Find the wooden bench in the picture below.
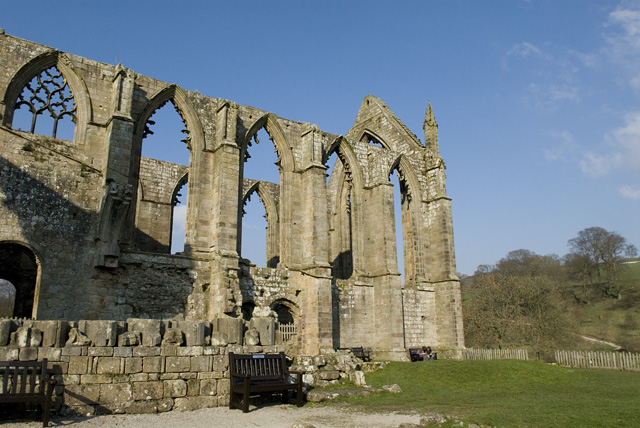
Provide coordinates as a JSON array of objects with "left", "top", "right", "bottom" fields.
[
  {"left": 0, "top": 359, "right": 56, "bottom": 427},
  {"left": 229, "top": 352, "right": 303, "bottom": 413},
  {"left": 409, "top": 348, "right": 438, "bottom": 362},
  {"left": 338, "top": 347, "right": 371, "bottom": 362}
]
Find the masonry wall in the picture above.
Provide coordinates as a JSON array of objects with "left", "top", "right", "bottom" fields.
[{"left": 0, "top": 33, "right": 465, "bottom": 358}]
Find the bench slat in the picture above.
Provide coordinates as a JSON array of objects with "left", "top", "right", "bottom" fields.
[{"left": 228, "top": 352, "right": 302, "bottom": 413}]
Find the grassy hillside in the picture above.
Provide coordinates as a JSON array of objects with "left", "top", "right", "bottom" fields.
[
  {"left": 323, "top": 360, "right": 640, "bottom": 428},
  {"left": 566, "top": 260, "right": 640, "bottom": 351},
  {"left": 462, "top": 259, "right": 640, "bottom": 352}
]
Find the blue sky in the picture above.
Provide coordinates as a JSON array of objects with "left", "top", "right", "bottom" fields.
[{"left": 4, "top": 0, "right": 639, "bottom": 275}]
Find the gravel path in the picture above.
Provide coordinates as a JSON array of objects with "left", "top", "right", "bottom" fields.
[{"left": 2, "top": 404, "right": 423, "bottom": 428}]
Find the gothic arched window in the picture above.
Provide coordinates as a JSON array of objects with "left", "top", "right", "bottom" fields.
[{"left": 13, "top": 66, "right": 76, "bottom": 139}]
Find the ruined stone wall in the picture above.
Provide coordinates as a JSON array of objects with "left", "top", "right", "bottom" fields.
[
  {"left": 135, "top": 158, "right": 188, "bottom": 253},
  {"left": 0, "top": 33, "right": 464, "bottom": 358},
  {"left": 402, "top": 289, "right": 437, "bottom": 348}
]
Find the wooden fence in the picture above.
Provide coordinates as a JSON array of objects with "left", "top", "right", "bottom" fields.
[
  {"left": 276, "top": 323, "right": 297, "bottom": 343},
  {"left": 554, "top": 350, "right": 640, "bottom": 372},
  {"left": 462, "top": 348, "right": 529, "bottom": 361}
]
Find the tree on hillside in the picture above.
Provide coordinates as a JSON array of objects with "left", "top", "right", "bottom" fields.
[
  {"left": 496, "top": 249, "right": 563, "bottom": 278},
  {"left": 463, "top": 271, "right": 575, "bottom": 353},
  {"left": 567, "top": 227, "right": 637, "bottom": 297}
]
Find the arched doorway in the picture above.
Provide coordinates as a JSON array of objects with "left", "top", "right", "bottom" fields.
[{"left": 0, "top": 243, "right": 39, "bottom": 318}]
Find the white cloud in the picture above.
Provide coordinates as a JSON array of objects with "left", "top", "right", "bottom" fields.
[
  {"left": 545, "top": 130, "right": 579, "bottom": 162},
  {"left": 604, "top": 3, "right": 640, "bottom": 91},
  {"left": 508, "top": 42, "right": 544, "bottom": 58},
  {"left": 619, "top": 185, "right": 640, "bottom": 199},
  {"left": 580, "top": 111, "right": 640, "bottom": 176}
]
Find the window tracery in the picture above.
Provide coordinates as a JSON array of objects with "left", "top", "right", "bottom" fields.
[{"left": 14, "top": 66, "right": 76, "bottom": 139}]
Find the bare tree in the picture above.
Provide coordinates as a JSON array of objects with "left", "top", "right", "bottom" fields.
[{"left": 567, "top": 227, "right": 634, "bottom": 297}]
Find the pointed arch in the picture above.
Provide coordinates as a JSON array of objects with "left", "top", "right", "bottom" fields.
[
  {"left": 388, "top": 155, "right": 424, "bottom": 286},
  {"left": 388, "top": 155, "right": 422, "bottom": 202},
  {"left": 2, "top": 51, "right": 92, "bottom": 143},
  {"left": 325, "top": 136, "right": 364, "bottom": 189},
  {"left": 241, "top": 181, "right": 280, "bottom": 267},
  {"left": 358, "top": 128, "right": 390, "bottom": 150},
  {"left": 133, "top": 84, "right": 206, "bottom": 154},
  {"left": 241, "top": 113, "right": 294, "bottom": 172}
]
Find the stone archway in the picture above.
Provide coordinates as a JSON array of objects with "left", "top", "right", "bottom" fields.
[{"left": 0, "top": 243, "right": 39, "bottom": 318}]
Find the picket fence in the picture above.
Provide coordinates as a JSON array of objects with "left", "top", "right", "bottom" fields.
[
  {"left": 462, "top": 348, "right": 529, "bottom": 361},
  {"left": 276, "top": 323, "right": 297, "bottom": 342},
  {"left": 554, "top": 350, "right": 640, "bottom": 372}
]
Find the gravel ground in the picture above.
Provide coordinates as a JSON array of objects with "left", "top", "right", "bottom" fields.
[{"left": 1, "top": 404, "right": 423, "bottom": 428}]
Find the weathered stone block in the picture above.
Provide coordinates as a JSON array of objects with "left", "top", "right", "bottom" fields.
[
  {"left": 31, "top": 320, "right": 67, "bottom": 347},
  {"left": 38, "top": 347, "right": 62, "bottom": 361},
  {"left": 200, "top": 379, "right": 217, "bottom": 396},
  {"left": 127, "top": 318, "right": 162, "bottom": 347},
  {"left": 163, "top": 379, "right": 187, "bottom": 398},
  {"left": 190, "top": 356, "right": 211, "bottom": 372},
  {"left": 249, "top": 317, "right": 275, "bottom": 346},
  {"left": 64, "top": 384, "right": 100, "bottom": 406},
  {"left": 132, "top": 381, "right": 163, "bottom": 400},
  {"left": 175, "top": 321, "right": 208, "bottom": 346},
  {"left": 133, "top": 347, "right": 161, "bottom": 357},
  {"left": 143, "top": 356, "right": 162, "bottom": 373},
  {"left": 99, "top": 383, "right": 132, "bottom": 412},
  {"left": 0, "top": 320, "right": 12, "bottom": 346},
  {"left": 186, "top": 378, "right": 199, "bottom": 396},
  {"left": 216, "top": 378, "right": 230, "bottom": 395},
  {"left": 0, "top": 279, "right": 16, "bottom": 318},
  {"left": 125, "top": 400, "right": 158, "bottom": 414},
  {"left": 78, "top": 320, "right": 119, "bottom": 347},
  {"left": 68, "top": 356, "right": 91, "bottom": 375},
  {"left": 165, "top": 356, "right": 190, "bottom": 372},
  {"left": 173, "top": 396, "right": 217, "bottom": 411},
  {"left": 157, "top": 398, "right": 173, "bottom": 413},
  {"left": 19, "top": 346, "right": 38, "bottom": 361},
  {"left": 177, "top": 346, "right": 203, "bottom": 357},
  {"left": 89, "top": 347, "right": 114, "bottom": 357},
  {"left": 0, "top": 346, "right": 18, "bottom": 361},
  {"left": 81, "top": 374, "right": 113, "bottom": 384},
  {"left": 96, "top": 357, "right": 122, "bottom": 375},
  {"left": 113, "top": 347, "right": 133, "bottom": 358},
  {"left": 125, "top": 357, "right": 143, "bottom": 374}
]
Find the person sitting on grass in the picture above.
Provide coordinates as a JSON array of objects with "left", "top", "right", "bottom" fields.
[{"left": 422, "top": 346, "right": 435, "bottom": 360}]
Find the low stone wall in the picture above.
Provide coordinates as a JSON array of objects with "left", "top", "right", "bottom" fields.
[{"left": 0, "top": 318, "right": 370, "bottom": 416}]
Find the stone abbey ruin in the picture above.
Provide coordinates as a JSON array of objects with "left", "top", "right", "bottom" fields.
[{"left": 0, "top": 33, "right": 464, "bottom": 361}]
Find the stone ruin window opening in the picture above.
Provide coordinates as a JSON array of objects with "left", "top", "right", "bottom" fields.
[
  {"left": 0, "top": 243, "right": 39, "bottom": 318},
  {"left": 171, "top": 177, "right": 188, "bottom": 254},
  {"left": 141, "top": 100, "right": 191, "bottom": 254},
  {"left": 360, "top": 132, "right": 386, "bottom": 149},
  {"left": 240, "top": 128, "right": 280, "bottom": 266},
  {"left": 325, "top": 150, "right": 339, "bottom": 186},
  {"left": 241, "top": 188, "right": 269, "bottom": 267},
  {"left": 326, "top": 148, "right": 353, "bottom": 280},
  {"left": 390, "top": 168, "right": 407, "bottom": 285},
  {"left": 12, "top": 66, "right": 76, "bottom": 141}
]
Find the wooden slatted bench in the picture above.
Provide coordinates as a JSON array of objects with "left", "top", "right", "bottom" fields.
[
  {"left": 338, "top": 346, "right": 371, "bottom": 362},
  {"left": 229, "top": 352, "right": 303, "bottom": 413},
  {"left": 0, "top": 359, "right": 56, "bottom": 427}
]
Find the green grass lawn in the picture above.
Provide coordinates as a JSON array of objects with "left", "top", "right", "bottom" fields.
[{"left": 321, "top": 360, "right": 640, "bottom": 428}]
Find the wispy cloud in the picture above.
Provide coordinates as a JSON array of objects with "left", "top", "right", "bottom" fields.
[
  {"left": 545, "top": 130, "right": 580, "bottom": 162},
  {"left": 603, "top": 3, "right": 640, "bottom": 91},
  {"left": 504, "top": 41, "right": 581, "bottom": 110},
  {"left": 580, "top": 111, "right": 640, "bottom": 176},
  {"left": 619, "top": 185, "right": 640, "bottom": 199}
]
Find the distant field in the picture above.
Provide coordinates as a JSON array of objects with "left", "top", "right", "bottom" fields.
[{"left": 321, "top": 360, "right": 640, "bottom": 428}]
